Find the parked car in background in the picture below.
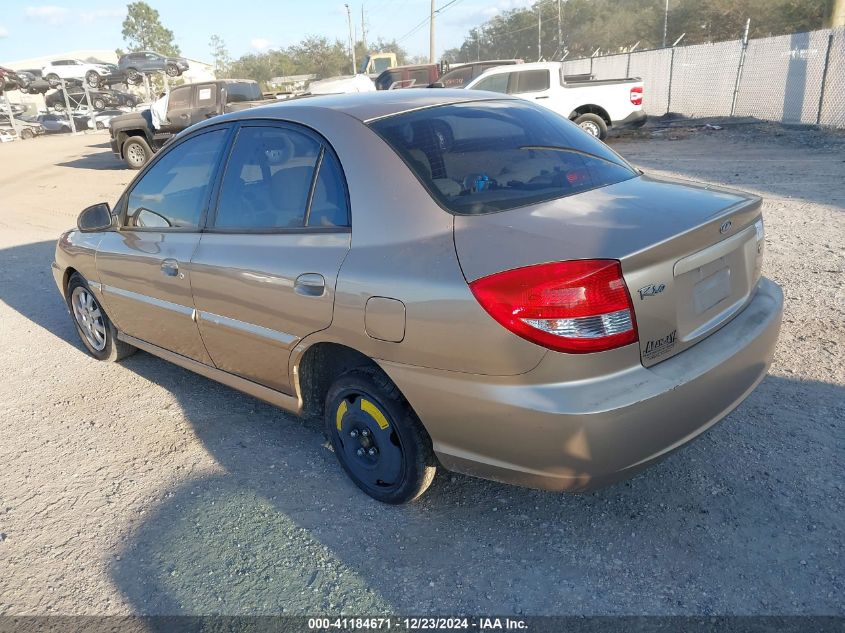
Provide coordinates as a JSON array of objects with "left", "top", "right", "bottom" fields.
[
  {"left": 0, "top": 102, "right": 26, "bottom": 115},
  {"left": 56, "top": 91, "right": 782, "bottom": 504},
  {"left": 465, "top": 61, "right": 646, "bottom": 139},
  {"left": 433, "top": 60, "right": 522, "bottom": 88},
  {"left": 41, "top": 59, "right": 112, "bottom": 89},
  {"left": 0, "top": 114, "right": 45, "bottom": 139},
  {"left": 46, "top": 87, "right": 127, "bottom": 112},
  {"left": 374, "top": 64, "right": 440, "bottom": 90},
  {"left": 89, "top": 63, "right": 128, "bottom": 88},
  {"left": 23, "top": 112, "right": 89, "bottom": 133},
  {"left": 117, "top": 51, "right": 189, "bottom": 83},
  {"left": 17, "top": 69, "right": 51, "bottom": 94},
  {"left": 0, "top": 66, "right": 23, "bottom": 93},
  {"left": 87, "top": 109, "right": 127, "bottom": 130},
  {"left": 0, "top": 128, "right": 15, "bottom": 142},
  {"left": 109, "top": 79, "right": 269, "bottom": 168}
]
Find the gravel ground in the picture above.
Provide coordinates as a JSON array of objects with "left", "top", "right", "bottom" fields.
[{"left": 0, "top": 127, "right": 842, "bottom": 616}]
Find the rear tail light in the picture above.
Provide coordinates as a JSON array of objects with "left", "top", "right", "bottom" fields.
[
  {"left": 630, "top": 86, "right": 643, "bottom": 105},
  {"left": 469, "top": 260, "right": 638, "bottom": 354}
]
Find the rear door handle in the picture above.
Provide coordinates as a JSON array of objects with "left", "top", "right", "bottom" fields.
[
  {"left": 535, "top": 95, "right": 549, "bottom": 99},
  {"left": 294, "top": 273, "right": 326, "bottom": 297},
  {"left": 160, "top": 259, "right": 181, "bottom": 277}
]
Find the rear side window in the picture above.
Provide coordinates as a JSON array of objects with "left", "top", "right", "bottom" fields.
[
  {"left": 226, "top": 82, "right": 261, "bottom": 103},
  {"left": 439, "top": 66, "right": 473, "bottom": 88},
  {"left": 126, "top": 129, "right": 227, "bottom": 229},
  {"left": 370, "top": 100, "right": 636, "bottom": 215},
  {"left": 214, "top": 126, "right": 326, "bottom": 229},
  {"left": 514, "top": 70, "right": 550, "bottom": 93},
  {"left": 169, "top": 86, "right": 190, "bottom": 108}
]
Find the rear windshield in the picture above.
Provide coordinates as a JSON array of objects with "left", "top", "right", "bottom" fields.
[{"left": 369, "top": 100, "right": 637, "bottom": 215}]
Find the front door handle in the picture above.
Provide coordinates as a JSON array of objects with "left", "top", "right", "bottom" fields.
[
  {"left": 160, "top": 259, "right": 180, "bottom": 277},
  {"left": 535, "top": 95, "right": 549, "bottom": 99},
  {"left": 294, "top": 273, "right": 326, "bottom": 297}
]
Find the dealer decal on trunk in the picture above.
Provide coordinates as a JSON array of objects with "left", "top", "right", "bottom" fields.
[{"left": 644, "top": 330, "right": 677, "bottom": 361}]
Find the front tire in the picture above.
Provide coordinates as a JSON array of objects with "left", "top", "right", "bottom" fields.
[
  {"left": 92, "top": 97, "right": 106, "bottom": 110},
  {"left": 123, "top": 136, "right": 152, "bottom": 169},
  {"left": 85, "top": 71, "right": 100, "bottom": 89},
  {"left": 165, "top": 63, "right": 179, "bottom": 77},
  {"left": 126, "top": 69, "right": 142, "bottom": 85},
  {"left": 574, "top": 113, "right": 608, "bottom": 140},
  {"left": 66, "top": 273, "right": 136, "bottom": 362},
  {"left": 326, "top": 367, "right": 436, "bottom": 504},
  {"left": 19, "top": 128, "right": 34, "bottom": 140},
  {"left": 46, "top": 73, "right": 60, "bottom": 88}
]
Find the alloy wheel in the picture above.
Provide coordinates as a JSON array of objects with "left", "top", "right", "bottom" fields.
[{"left": 71, "top": 287, "right": 107, "bottom": 351}]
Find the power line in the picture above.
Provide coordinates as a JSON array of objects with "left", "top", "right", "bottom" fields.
[{"left": 396, "top": 0, "right": 466, "bottom": 44}]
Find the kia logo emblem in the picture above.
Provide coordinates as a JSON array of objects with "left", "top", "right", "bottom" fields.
[{"left": 720, "top": 220, "right": 732, "bottom": 234}]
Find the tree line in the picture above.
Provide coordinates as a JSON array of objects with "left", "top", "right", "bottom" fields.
[
  {"left": 442, "top": 0, "right": 833, "bottom": 63},
  {"left": 118, "top": 0, "right": 833, "bottom": 85}
]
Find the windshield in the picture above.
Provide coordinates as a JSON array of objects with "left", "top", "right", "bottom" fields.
[{"left": 369, "top": 100, "right": 637, "bottom": 215}]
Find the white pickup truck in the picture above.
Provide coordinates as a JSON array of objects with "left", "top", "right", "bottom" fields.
[{"left": 464, "top": 61, "right": 645, "bottom": 140}]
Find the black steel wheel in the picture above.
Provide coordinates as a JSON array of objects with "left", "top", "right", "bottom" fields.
[{"left": 325, "top": 367, "right": 436, "bottom": 504}]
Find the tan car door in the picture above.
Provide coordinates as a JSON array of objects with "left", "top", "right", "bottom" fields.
[
  {"left": 189, "top": 123, "right": 351, "bottom": 394},
  {"left": 96, "top": 127, "right": 231, "bottom": 364}
]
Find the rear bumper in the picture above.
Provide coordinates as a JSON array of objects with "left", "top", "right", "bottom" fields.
[
  {"left": 612, "top": 109, "right": 647, "bottom": 129},
  {"left": 380, "top": 277, "right": 783, "bottom": 492}
]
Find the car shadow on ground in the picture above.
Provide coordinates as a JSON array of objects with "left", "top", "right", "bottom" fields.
[
  {"left": 57, "top": 151, "right": 125, "bottom": 171},
  {"left": 1, "top": 239, "right": 842, "bottom": 616}
]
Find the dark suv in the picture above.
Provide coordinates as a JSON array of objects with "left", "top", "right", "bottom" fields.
[
  {"left": 117, "top": 51, "right": 189, "bottom": 83},
  {"left": 433, "top": 60, "right": 522, "bottom": 88}
]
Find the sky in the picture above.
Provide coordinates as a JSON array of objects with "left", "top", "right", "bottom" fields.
[{"left": 0, "top": 0, "right": 535, "bottom": 64}]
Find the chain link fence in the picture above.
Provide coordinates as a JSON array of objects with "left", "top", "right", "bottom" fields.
[{"left": 562, "top": 26, "right": 845, "bottom": 129}]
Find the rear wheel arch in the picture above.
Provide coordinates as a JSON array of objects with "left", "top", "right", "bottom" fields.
[
  {"left": 296, "top": 342, "right": 381, "bottom": 419},
  {"left": 570, "top": 104, "right": 611, "bottom": 126}
]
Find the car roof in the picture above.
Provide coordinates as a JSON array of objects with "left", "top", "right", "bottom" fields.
[
  {"left": 220, "top": 89, "right": 517, "bottom": 124},
  {"left": 474, "top": 61, "right": 561, "bottom": 76}
]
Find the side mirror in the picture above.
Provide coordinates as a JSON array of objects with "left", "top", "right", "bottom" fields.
[
  {"left": 77, "top": 202, "right": 113, "bottom": 232},
  {"left": 430, "top": 81, "right": 445, "bottom": 89}
]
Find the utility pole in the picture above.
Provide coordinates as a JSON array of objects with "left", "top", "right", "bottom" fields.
[
  {"left": 557, "top": 0, "right": 562, "bottom": 55},
  {"left": 537, "top": 4, "right": 542, "bottom": 61},
  {"left": 662, "top": 0, "right": 669, "bottom": 48},
  {"left": 361, "top": 4, "right": 367, "bottom": 51},
  {"left": 345, "top": 4, "right": 357, "bottom": 74},
  {"left": 429, "top": 0, "right": 436, "bottom": 63}
]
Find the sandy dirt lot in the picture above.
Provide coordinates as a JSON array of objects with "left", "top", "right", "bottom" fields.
[{"left": 0, "top": 126, "right": 842, "bottom": 616}]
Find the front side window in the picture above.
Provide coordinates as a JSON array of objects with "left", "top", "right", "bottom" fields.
[
  {"left": 214, "top": 127, "right": 320, "bottom": 229},
  {"left": 126, "top": 129, "right": 227, "bottom": 229},
  {"left": 370, "top": 100, "right": 637, "bottom": 215},
  {"left": 472, "top": 73, "right": 509, "bottom": 94}
]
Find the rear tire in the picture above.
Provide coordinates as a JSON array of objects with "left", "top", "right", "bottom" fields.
[
  {"left": 325, "top": 367, "right": 436, "bottom": 504},
  {"left": 165, "top": 63, "right": 179, "bottom": 77},
  {"left": 92, "top": 97, "right": 106, "bottom": 111},
  {"left": 123, "top": 136, "right": 152, "bottom": 169},
  {"left": 46, "top": 73, "right": 60, "bottom": 88},
  {"left": 52, "top": 101, "right": 65, "bottom": 112},
  {"left": 85, "top": 71, "right": 100, "bottom": 89},
  {"left": 127, "top": 69, "right": 142, "bottom": 85},
  {"left": 574, "top": 113, "right": 608, "bottom": 140},
  {"left": 19, "top": 128, "right": 34, "bottom": 140},
  {"left": 66, "top": 273, "right": 136, "bottom": 362}
]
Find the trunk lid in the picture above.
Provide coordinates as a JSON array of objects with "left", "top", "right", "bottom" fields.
[{"left": 453, "top": 175, "right": 765, "bottom": 365}]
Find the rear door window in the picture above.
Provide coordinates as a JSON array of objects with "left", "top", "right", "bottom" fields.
[
  {"left": 370, "top": 100, "right": 636, "bottom": 215},
  {"left": 213, "top": 126, "right": 322, "bottom": 229},
  {"left": 513, "top": 70, "right": 550, "bottom": 93}
]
